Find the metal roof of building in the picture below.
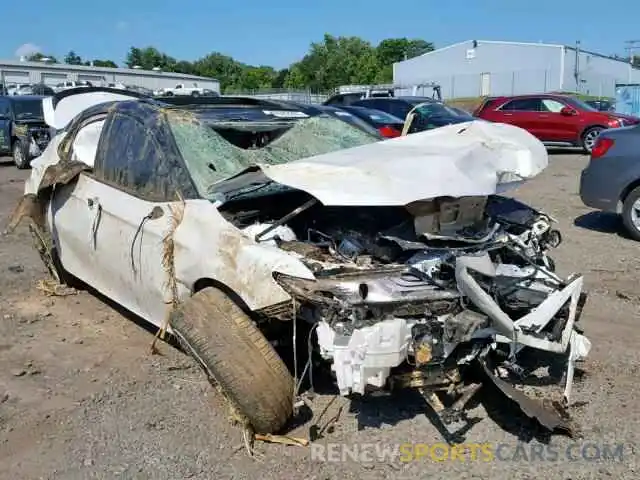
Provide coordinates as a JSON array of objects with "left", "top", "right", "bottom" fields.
[{"left": 0, "top": 59, "right": 218, "bottom": 81}]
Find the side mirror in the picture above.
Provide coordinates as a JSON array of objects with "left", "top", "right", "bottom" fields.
[{"left": 560, "top": 107, "right": 577, "bottom": 116}]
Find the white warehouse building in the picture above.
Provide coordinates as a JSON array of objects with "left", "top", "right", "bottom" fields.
[
  {"left": 0, "top": 59, "right": 220, "bottom": 92},
  {"left": 393, "top": 40, "right": 640, "bottom": 99}
]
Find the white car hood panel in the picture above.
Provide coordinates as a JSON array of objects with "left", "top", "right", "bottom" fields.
[{"left": 215, "top": 120, "right": 548, "bottom": 207}]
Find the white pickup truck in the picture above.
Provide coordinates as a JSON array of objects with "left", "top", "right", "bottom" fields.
[{"left": 157, "top": 83, "right": 205, "bottom": 97}]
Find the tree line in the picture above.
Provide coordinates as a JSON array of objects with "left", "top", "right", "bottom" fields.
[{"left": 26, "top": 35, "right": 435, "bottom": 93}]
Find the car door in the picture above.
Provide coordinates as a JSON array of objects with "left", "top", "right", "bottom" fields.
[
  {"left": 0, "top": 98, "right": 10, "bottom": 154},
  {"left": 52, "top": 110, "right": 198, "bottom": 327},
  {"left": 538, "top": 98, "right": 581, "bottom": 142},
  {"left": 494, "top": 98, "right": 543, "bottom": 137}
]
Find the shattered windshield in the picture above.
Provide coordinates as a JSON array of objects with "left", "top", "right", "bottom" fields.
[
  {"left": 12, "top": 99, "right": 44, "bottom": 120},
  {"left": 168, "top": 113, "right": 379, "bottom": 199}
]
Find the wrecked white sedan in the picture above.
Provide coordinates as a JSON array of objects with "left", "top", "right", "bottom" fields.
[{"left": 7, "top": 88, "right": 590, "bottom": 437}]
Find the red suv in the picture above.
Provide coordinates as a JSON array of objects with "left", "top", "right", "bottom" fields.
[{"left": 474, "top": 94, "right": 640, "bottom": 152}]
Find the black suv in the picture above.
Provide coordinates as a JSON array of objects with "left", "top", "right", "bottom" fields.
[{"left": 0, "top": 96, "right": 51, "bottom": 169}]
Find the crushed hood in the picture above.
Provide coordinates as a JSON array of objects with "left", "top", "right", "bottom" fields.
[{"left": 213, "top": 120, "right": 548, "bottom": 207}]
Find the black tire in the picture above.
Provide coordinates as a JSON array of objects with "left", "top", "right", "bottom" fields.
[
  {"left": 581, "top": 126, "right": 604, "bottom": 153},
  {"left": 170, "top": 287, "right": 294, "bottom": 433},
  {"left": 621, "top": 186, "right": 640, "bottom": 241},
  {"left": 164, "top": 91, "right": 174, "bottom": 97},
  {"left": 12, "top": 139, "right": 30, "bottom": 169},
  {"left": 191, "top": 91, "right": 200, "bottom": 97}
]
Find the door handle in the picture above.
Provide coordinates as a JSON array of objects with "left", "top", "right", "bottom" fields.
[
  {"left": 539, "top": 114, "right": 549, "bottom": 118},
  {"left": 87, "top": 197, "right": 102, "bottom": 250},
  {"left": 503, "top": 113, "right": 513, "bottom": 116}
]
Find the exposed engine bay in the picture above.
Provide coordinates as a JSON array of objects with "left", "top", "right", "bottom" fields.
[{"left": 219, "top": 189, "right": 590, "bottom": 435}]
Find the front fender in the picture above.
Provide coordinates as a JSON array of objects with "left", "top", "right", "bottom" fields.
[{"left": 172, "top": 200, "right": 315, "bottom": 311}]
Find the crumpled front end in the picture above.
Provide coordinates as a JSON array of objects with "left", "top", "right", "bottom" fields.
[{"left": 226, "top": 193, "right": 589, "bottom": 435}]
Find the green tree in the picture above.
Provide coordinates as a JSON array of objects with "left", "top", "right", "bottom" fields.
[
  {"left": 375, "top": 38, "right": 435, "bottom": 82},
  {"left": 283, "top": 65, "right": 306, "bottom": 88},
  {"left": 192, "top": 52, "right": 245, "bottom": 91},
  {"left": 27, "top": 52, "right": 58, "bottom": 63},
  {"left": 92, "top": 59, "right": 118, "bottom": 68},
  {"left": 240, "top": 66, "right": 277, "bottom": 90},
  {"left": 125, "top": 46, "right": 176, "bottom": 70},
  {"left": 272, "top": 68, "right": 289, "bottom": 88},
  {"left": 64, "top": 50, "right": 83, "bottom": 65},
  {"left": 289, "top": 34, "right": 381, "bottom": 90}
]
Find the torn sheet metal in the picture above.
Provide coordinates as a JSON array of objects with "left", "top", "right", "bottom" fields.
[
  {"left": 481, "top": 361, "right": 574, "bottom": 436},
  {"left": 210, "top": 120, "right": 549, "bottom": 206}
]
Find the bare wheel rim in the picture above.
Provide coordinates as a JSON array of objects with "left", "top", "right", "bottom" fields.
[
  {"left": 631, "top": 198, "right": 640, "bottom": 230},
  {"left": 584, "top": 129, "right": 601, "bottom": 151}
]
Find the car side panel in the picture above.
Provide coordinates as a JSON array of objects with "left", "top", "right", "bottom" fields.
[
  {"left": 171, "top": 199, "right": 317, "bottom": 313},
  {"left": 50, "top": 174, "right": 171, "bottom": 327},
  {"left": 580, "top": 129, "right": 640, "bottom": 212}
]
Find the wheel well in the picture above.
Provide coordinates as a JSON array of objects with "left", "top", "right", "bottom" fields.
[
  {"left": 580, "top": 125, "right": 606, "bottom": 139},
  {"left": 192, "top": 278, "right": 253, "bottom": 316},
  {"left": 620, "top": 179, "right": 640, "bottom": 203}
]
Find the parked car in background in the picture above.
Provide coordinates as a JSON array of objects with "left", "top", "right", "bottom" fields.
[
  {"left": 335, "top": 105, "right": 404, "bottom": 138},
  {"left": 0, "top": 95, "right": 50, "bottom": 168},
  {"left": 54, "top": 80, "right": 94, "bottom": 92},
  {"left": 585, "top": 99, "right": 615, "bottom": 112},
  {"left": 323, "top": 88, "right": 395, "bottom": 107},
  {"left": 157, "top": 83, "right": 206, "bottom": 97},
  {"left": 13, "top": 84, "right": 55, "bottom": 96},
  {"left": 352, "top": 97, "right": 476, "bottom": 133},
  {"left": 6, "top": 83, "right": 31, "bottom": 96},
  {"left": 579, "top": 123, "right": 640, "bottom": 240},
  {"left": 474, "top": 94, "right": 640, "bottom": 152},
  {"left": 124, "top": 85, "right": 155, "bottom": 97}
]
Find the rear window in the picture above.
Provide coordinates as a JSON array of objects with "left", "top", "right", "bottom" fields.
[
  {"left": 12, "top": 99, "right": 44, "bottom": 120},
  {"left": 361, "top": 109, "right": 403, "bottom": 124}
]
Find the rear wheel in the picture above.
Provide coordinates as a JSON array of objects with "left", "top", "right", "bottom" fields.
[
  {"left": 12, "top": 139, "right": 30, "bottom": 169},
  {"left": 581, "top": 126, "right": 604, "bottom": 153},
  {"left": 171, "top": 287, "right": 294, "bottom": 434},
  {"left": 621, "top": 186, "right": 640, "bottom": 241}
]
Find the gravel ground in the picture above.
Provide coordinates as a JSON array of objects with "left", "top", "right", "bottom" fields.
[{"left": 0, "top": 152, "right": 639, "bottom": 480}]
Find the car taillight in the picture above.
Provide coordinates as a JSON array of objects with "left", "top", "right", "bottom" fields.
[
  {"left": 591, "top": 137, "right": 614, "bottom": 159},
  {"left": 378, "top": 125, "right": 401, "bottom": 138}
]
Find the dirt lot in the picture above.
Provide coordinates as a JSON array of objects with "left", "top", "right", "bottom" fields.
[{"left": 0, "top": 152, "right": 639, "bottom": 480}]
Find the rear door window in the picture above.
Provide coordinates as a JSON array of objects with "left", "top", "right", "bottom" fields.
[{"left": 500, "top": 98, "right": 542, "bottom": 112}]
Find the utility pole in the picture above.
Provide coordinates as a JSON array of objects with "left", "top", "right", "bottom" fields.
[
  {"left": 574, "top": 40, "right": 581, "bottom": 92},
  {"left": 624, "top": 40, "right": 640, "bottom": 66}
]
